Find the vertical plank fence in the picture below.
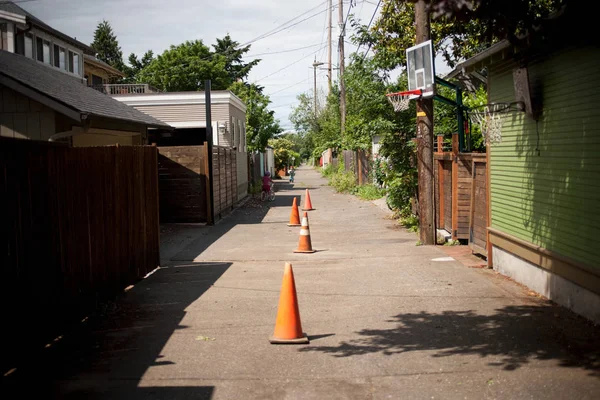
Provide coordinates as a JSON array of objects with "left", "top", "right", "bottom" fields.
[
  {"left": 434, "top": 134, "right": 488, "bottom": 256},
  {"left": 0, "top": 138, "right": 160, "bottom": 372},
  {"left": 213, "top": 146, "right": 237, "bottom": 220}
]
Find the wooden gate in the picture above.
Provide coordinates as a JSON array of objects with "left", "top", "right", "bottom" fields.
[{"left": 434, "top": 135, "right": 488, "bottom": 256}]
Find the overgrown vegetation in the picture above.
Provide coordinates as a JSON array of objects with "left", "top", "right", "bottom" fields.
[
  {"left": 356, "top": 185, "right": 385, "bottom": 201},
  {"left": 291, "top": 0, "right": 562, "bottom": 233}
]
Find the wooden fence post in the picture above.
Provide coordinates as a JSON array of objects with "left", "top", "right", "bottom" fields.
[
  {"left": 203, "top": 144, "right": 213, "bottom": 225},
  {"left": 451, "top": 134, "right": 459, "bottom": 240}
]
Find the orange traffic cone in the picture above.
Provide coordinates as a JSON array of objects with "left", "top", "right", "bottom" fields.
[
  {"left": 287, "top": 197, "right": 301, "bottom": 227},
  {"left": 302, "top": 189, "right": 314, "bottom": 211},
  {"left": 269, "top": 263, "right": 309, "bottom": 344},
  {"left": 294, "top": 212, "right": 316, "bottom": 253}
]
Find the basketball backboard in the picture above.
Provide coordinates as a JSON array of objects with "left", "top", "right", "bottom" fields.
[{"left": 406, "top": 40, "right": 435, "bottom": 98}]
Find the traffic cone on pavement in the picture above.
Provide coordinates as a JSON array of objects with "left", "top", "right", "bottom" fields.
[
  {"left": 302, "top": 189, "right": 314, "bottom": 211},
  {"left": 269, "top": 263, "right": 309, "bottom": 344},
  {"left": 294, "top": 212, "right": 316, "bottom": 253},
  {"left": 287, "top": 197, "right": 301, "bottom": 227}
]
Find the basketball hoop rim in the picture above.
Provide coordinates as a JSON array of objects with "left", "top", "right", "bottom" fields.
[
  {"left": 385, "top": 89, "right": 423, "bottom": 98},
  {"left": 466, "top": 101, "right": 525, "bottom": 117}
]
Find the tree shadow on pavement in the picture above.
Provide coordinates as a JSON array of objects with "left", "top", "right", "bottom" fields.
[
  {"left": 299, "top": 303, "right": 600, "bottom": 377},
  {"left": 1, "top": 262, "right": 231, "bottom": 399}
]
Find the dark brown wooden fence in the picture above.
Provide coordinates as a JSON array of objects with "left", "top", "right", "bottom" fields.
[
  {"left": 434, "top": 135, "right": 488, "bottom": 255},
  {"left": 158, "top": 146, "right": 209, "bottom": 223},
  {"left": 0, "top": 138, "right": 160, "bottom": 371},
  {"left": 469, "top": 157, "right": 488, "bottom": 255},
  {"left": 339, "top": 149, "right": 371, "bottom": 185}
]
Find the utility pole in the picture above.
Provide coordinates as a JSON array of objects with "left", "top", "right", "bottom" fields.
[
  {"left": 415, "top": 0, "right": 435, "bottom": 245},
  {"left": 205, "top": 80, "right": 215, "bottom": 225},
  {"left": 338, "top": 0, "right": 346, "bottom": 134},
  {"left": 327, "top": 0, "right": 332, "bottom": 94},
  {"left": 313, "top": 59, "right": 324, "bottom": 116}
]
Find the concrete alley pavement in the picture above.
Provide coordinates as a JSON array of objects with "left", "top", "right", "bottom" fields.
[{"left": 4, "top": 165, "right": 599, "bottom": 399}]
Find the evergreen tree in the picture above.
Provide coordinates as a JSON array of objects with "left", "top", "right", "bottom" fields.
[{"left": 90, "top": 20, "right": 125, "bottom": 72}]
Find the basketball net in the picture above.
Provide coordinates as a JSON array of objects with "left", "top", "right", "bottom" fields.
[
  {"left": 469, "top": 104, "right": 505, "bottom": 144},
  {"left": 386, "top": 92, "right": 412, "bottom": 112}
]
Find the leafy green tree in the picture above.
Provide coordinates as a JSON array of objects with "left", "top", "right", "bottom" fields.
[
  {"left": 289, "top": 92, "right": 321, "bottom": 158},
  {"left": 90, "top": 20, "right": 126, "bottom": 73},
  {"left": 268, "top": 137, "right": 300, "bottom": 172},
  {"left": 124, "top": 50, "right": 154, "bottom": 83},
  {"left": 137, "top": 40, "right": 231, "bottom": 91},
  {"left": 353, "top": 0, "right": 565, "bottom": 70},
  {"left": 136, "top": 36, "right": 260, "bottom": 92},
  {"left": 343, "top": 56, "right": 397, "bottom": 150},
  {"left": 229, "top": 82, "right": 282, "bottom": 152}
]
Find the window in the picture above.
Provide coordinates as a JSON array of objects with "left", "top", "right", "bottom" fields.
[
  {"left": 0, "top": 23, "right": 7, "bottom": 51},
  {"left": 53, "top": 46, "right": 67, "bottom": 70},
  {"left": 232, "top": 117, "right": 237, "bottom": 147},
  {"left": 68, "top": 51, "right": 80, "bottom": 76},
  {"left": 36, "top": 37, "right": 43, "bottom": 61},
  {"left": 35, "top": 37, "right": 51, "bottom": 63},
  {"left": 24, "top": 34, "right": 33, "bottom": 58},
  {"left": 43, "top": 40, "right": 50, "bottom": 64},
  {"left": 68, "top": 51, "right": 80, "bottom": 75},
  {"left": 59, "top": 48, "right": 66, "bottom": 70}
]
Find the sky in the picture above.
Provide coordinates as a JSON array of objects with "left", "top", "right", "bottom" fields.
[{"left": 21, "top": 0, "right": 451, "bottom": 131}]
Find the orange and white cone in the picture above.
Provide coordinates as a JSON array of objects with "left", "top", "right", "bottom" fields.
[
  {"left": 287, "top": 197, "right": 301, "bottom": 227},
  {"left": 269, "top": 263, "right": 309, "bottom": 344},
  {"left": 302, "top": 189, "right": 314, "bottom": 211},
  {"left": 294, "top": 212, "right": 316, "bottom": 253}
]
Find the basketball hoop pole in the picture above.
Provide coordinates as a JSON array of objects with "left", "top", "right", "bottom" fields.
[{"left": 414, "top": 0, "right": 435, "bottom": 246}]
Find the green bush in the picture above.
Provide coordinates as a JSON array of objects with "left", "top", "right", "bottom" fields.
[
  {"left": 400, "top": 211, "right": 419, "bottom": 233},
  {"left": 248, "top": 181, "right": 262, "bottom": 195},
  {"left": 329, "top": 170, "right": 357, "bottom": 194},
  {"left": 356, "top": 184, "right": 385, "bottom": 200},
  {"left": 320, "top": 164, "right": 334, "bottom": 177}
]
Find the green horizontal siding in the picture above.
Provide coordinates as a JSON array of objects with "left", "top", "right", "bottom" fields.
[{"left": 489, "top": 46, "right": 600, "bottom": 268}]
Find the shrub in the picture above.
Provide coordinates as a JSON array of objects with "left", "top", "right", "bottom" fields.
[
  {"left": 320, "top": 164, "right": 334, "bottom": 177},
  {"left": 330, "top": 170, "right": 357, "bottom": 193},
  {"left": 356, "top": 184, "right": 385, "bottom": 200}
]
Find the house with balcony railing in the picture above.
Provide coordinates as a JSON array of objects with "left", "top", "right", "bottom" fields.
[{"left": 91, "top": 83, "right": 160, "bottom": 95}]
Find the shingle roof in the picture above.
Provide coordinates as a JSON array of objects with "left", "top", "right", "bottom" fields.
[
  {"left": 0, "top": 50, "right": 170, "bottom": 128},
  {"left": 0, "top": 2, "right": 94, "bottom": 54}
]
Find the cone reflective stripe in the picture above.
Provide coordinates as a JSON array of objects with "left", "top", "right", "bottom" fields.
[
  {"left": 302, "top": 189, "right": 314, "bottom": 211},
  {"left": 294, "top": 212, "right": 316, "bottom": 253},
  {"left": 287, "top": 197, "right": 301, "bottom": 226},
  {"left": 269, "top": 263, "right": 309, "bottom": 344}
]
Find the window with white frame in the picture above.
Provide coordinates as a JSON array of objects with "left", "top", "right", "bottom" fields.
[
  {"left": 68, "top": 50, "right": 80, "bottom": 76},
  {"left": 232, "top": 117, "right": 237, "bottom": 148},
  {"left": 53, "top": 44, "right": 66, "bottom": 70},
  {"left": 35, "top": 37, "right": 51, "bottom": 64},
  {"left": 238, "top": 119, "right": 241, "bottom": 153},
  {"left": 24, "top": 34, "right": 33, "bottom": 58}
]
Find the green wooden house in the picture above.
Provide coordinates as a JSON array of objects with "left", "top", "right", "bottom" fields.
[{"left": 449, "top": 6, "right": 599, "bottom": 323}]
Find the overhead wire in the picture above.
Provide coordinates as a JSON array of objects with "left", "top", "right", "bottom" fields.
[
  {"left": 359, "top": 0, "right": 382, "bottom": 61},
  {"left": 253, "top": 44, "right": 328, "bottom": 83},
  {"left": 240, "top": 0, "right": 329, "bottom": 48}
]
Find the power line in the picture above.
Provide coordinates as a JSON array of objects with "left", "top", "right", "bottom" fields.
[
  {"left": 245, "top": 43, "right": 324, "bottom": 58},
  {"left": 359, "top": 0, "right": 382, "bottom": 61},
  {"left": 240, "top": 0, "right": 329, "bottom": 48},
  {"left": 253, "top": 44, "right": 328, "bottom": 83}
]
